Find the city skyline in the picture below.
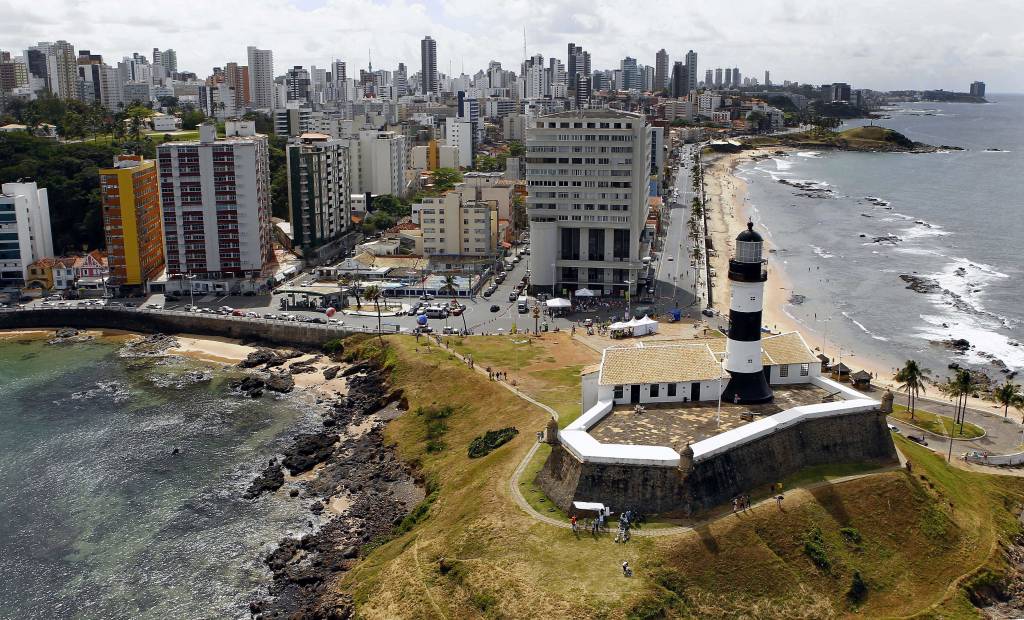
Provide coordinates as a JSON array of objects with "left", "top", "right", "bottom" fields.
[{"left": 4, "top": 0, "right": 1022, "bottom": 92}]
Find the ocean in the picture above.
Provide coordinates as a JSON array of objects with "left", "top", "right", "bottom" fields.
[
  {"left": 736, "top": 94, "right": 1024, "bottom": 380},
  {"left": 0, "top": 337, "right": 318, "bottom": 619}
]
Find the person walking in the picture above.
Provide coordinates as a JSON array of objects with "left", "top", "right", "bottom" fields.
[
  {"left": 732, "top": 497, "right": 738, "bottom": 513},
  {"left": 570, "top": 514, "right": 578, "bottom": 533},
  {"left": 775, "top": 494, "right": 784, "bottom": 508}
]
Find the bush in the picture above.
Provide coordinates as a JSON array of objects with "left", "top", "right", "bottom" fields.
[
  {"left": 322, "top": 339, "right": 345, "bottom": 356},
  {"left": 803, "top": 526, "right": 831, "bottom": 571},
  {"left": 467, "top": 427, "right": 519, "bottom": 458},
  {"left": 417, "top": 405, "right": 453, "bottom": 452},
  {"left": 471, "top": 592, "right": 497, "bottom": 612},
  {"left": 840, "top": 527, "right": 862, "bottom": 545},
  {"left": 847, "top": 570, "right": 868, "bottom": 603}
]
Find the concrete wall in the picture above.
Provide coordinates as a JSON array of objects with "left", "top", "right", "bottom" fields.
[
  {"left": 0, "top": 308, "right": 351, "bottom": 348},
  {"left": 539, "top": 408, "right": 898, "bottom": 515},
  {"left": 609, "top": 380, "right": 721, "bottom": 405},
  {"left": 769, "top": 363, "right": 818, "bottom": 385}
]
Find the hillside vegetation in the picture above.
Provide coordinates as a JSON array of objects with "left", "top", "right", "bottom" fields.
[
  {"left": 333, "top": 335, "right": 1024, "bottom": 619},
  {"left": 745, "top": 126, "right": 938, "bottom": 152}
]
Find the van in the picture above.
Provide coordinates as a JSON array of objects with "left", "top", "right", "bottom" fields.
[{"left": 425, "top": 305, "right": 449, "bottom": 319}]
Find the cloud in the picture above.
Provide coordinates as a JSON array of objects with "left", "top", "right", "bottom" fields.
[{"left": 0, "top": 0, "right": 1021, "bottom": 91}]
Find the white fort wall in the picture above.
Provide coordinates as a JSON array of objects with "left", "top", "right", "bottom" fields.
[{"left": 560, "top": 375, "right": 876, "bottom": 468}]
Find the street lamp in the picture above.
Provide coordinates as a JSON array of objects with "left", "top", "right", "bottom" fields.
[{"left": 185, "top": 274, "right": 196, "bottom": 308}]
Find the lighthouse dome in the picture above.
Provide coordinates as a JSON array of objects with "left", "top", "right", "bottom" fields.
[{"left": 736, "top": 221, "right": 763, "bottom": 243}]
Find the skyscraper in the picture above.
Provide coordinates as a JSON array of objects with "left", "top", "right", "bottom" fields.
[
  {"left": 225, "top": 62, "right": 250, "bottom": 107},
  {"left": 704, "top": 69, "right": 713, "bottom": 88},
  {"left": 655, "top": 49, "right": 669, "bottom": 92},
  {"left": 99, "top": 155, "right": 164, "bottom": 288},
  {"left": 714, "top": 68, "right": 723, "bottom": 88},
  {"left": 732, "top": 67, "right": 741, "bottom": 88},
  {"left": 395, "top": 62, "right": 408, "bottom": 97},
  {"left": 246, "top": 46, "right": 274, "bottom": 110},
  {"left": 286, "top": 134, "right": 352, "bottom": 256},
  {"left": 286, "top": 65, "right": 311, "bottom": 102},
  {"left": 567, "top": 43, "right": 590, "bottom": 90},
  {"left": 670, "top": 61, "right": 689, "bottom": 98},
  {"left": 685, "top": 50, "right": 698, "bottom": 93},
  {"left": 724, "top": 68, "right": 732, "bottom": 88},
  {"left": 420, "top": 36, "right": 438, "bottom": 95},
  {"left": 764, "top": 70, "right": 770, "bottom": 86},
  {"left": 620, "top": 56, "right": 641, "bottom": 91}
]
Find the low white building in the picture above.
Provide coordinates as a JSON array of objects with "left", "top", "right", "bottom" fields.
[
  {"left": 151, "top": 114, "right": 179, "bottom": 131},
  {"left": 582, "top": 332, "right": 821, "bottom": 410}
]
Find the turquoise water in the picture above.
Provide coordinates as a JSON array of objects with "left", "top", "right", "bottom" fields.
[
  {"left": 0, "top": 337, "right": 316, "bottom": 619},
  {"left": 737, "top": 94, "right": 1024, "bottom": 378}
]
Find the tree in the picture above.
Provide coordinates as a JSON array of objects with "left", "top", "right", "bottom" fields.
[
  {"left": 893, "top": 360, "right": 928, "bottom": 420},
  {"left": 363, "top": 284, "right": 384, "bottom": 343},
  {"left": 431, "top": 167, "right": 463, "bottom": 192},
  {"left": 441, "top": 274, "right": 468, "bottom": 335},
  {"left": 991, "top": 381, "right": 1022, "bottom": 419},
  {"left": 939, "top": 369, "right": 975, "bottom": 438},
  {"left": 338, "top": 273, "right": 353, "bottom": 308},
  {"left": 507, "top": 140, "right": 526, "bottom": 157}
]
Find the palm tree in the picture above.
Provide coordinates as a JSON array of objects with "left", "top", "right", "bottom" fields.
[
  {"left": 441, "top": 274, "right": 468, "bottom": 335},
  {"left": 991, "top": 380, "right": 1022, "bottom": 419},
  {"left": 893, "top": 360, "right": 928, "bottom": 420},
  {"left": 363, "top": 284, "right": 383, "bottom": 342},
  {"left": 939, "top": 369, "right": 975, "bottom": 436},
  {"left": 338, "top": 273, "right": 353, "bottom": 308}
]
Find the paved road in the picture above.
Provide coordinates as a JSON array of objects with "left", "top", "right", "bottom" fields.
[{"left": 886, "top": 394, "right": 1024, "bottom": 458}]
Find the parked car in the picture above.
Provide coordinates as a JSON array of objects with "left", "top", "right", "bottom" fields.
[
  {"left": 583, "top": 319, "right": 594, "bottom": 327},
  {"left": 146, "top": 303, "right": 163, "bottom": 309},
  {"left": 887, "top": 424, "right": 901, "bottom": 433},
  {"left": 701, "top": 308, "right": 715, "bottom": 317},
  {"left": 508, "top": 291, "right": 518, "bottom": 302},
  {"left": 489, "top": 305, "right": 500, "bottom": 312},
  {"left": 263, "top": 313, "right": 277, "bottom": 319},
  {"left": 482, "top": 289, "right": 494, "bottom": 298}
]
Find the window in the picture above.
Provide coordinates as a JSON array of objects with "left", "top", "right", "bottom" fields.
[
  {"left": 614, "top": 385, "right": 623, "bottom": 399},
  {"left": 667, "top": 383, "right": 677, "bottom": 397},
  {"left": 650, "top": 383, "right": 660, "bottom": 397},
  {"left": 800, "top": 363, "right": 810, "bottom": 376},
  {"left": 779, "top": 365, "right": 789, "bottom": 377}
]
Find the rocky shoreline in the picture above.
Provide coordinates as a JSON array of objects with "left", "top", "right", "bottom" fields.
[{"left": 245, "top": 352, "right": 422, "bottom": 620}]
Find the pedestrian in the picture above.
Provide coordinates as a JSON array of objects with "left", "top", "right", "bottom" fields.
[
  {"left": 570, "top": 514, "right": 578, "bottom": 533},
  {"left": 622, "top": 561, "right": 632, "bottom": 577},
  {"left": 775, "top": 494, "right": 784, "bottom": 507},
  {"left": 732, "top": 497, "right": 738, "bottom": 513}
]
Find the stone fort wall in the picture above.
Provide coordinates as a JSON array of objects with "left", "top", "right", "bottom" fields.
[{"left": 537, "top": 409, "right": 898, "bottom": 515}]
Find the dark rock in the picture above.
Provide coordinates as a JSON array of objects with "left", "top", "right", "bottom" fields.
[
  {"left": 900, "top": 274, "right": 942, "bottom": 294},
  {"left": 946, "top": 338, "right": 971, "bottom": 351},
  {"left": 263, "top": 372, "right": 295, "bottom": 393},
  {"left": 310, "top": 501, "right": 324, "bottom": 515},
  {"left": 281, "top": 433, "right": 339, "bottom": 475},
  {"left": 323, "top": 365, "right": 341, "bottom": 380},
  {"left": 289, "top": 488, "right": 300, "bottom": 498},
  {"left": 239, "top": 348, "right": 278, "bottom": 368},
  {"left": 55, "top": 327, "right": 79, "bottom": 339},
  {"left": 244, "top": 462, "right": 285, "bottom": 499}
]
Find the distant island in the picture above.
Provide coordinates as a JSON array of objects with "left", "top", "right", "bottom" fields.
[
  {"left": 889, "top": 89, "right": 988, "bottom": 104},
  {"left": 744, "top": 126, "right": 957, "bottom": 153}
]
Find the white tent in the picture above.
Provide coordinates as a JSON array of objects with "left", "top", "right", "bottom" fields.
[
  {"left": 609, "top": 321, "right": 631, "bottom": 330},
  {"left": 631, "top": 315, "right": 659, "bottom": 336},
  {"left": 574, "top": 288, "right": 596, "bottom": 297},
  {"left": 545, "top": 297, "right": 572, "bottom": 308}
]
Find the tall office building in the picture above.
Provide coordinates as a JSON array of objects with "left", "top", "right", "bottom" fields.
[
  {"left": 567, "top": 43, "right": 591, "bottom": 90},
  {"left": 158, "top": 122, "right": 272, "bottom": 279},
  {"left": 286, "top": 134, "right": 352, "bottom": 257},
  {"left": 395, "top": 62, "right": 408, "bottom": 97},
  {"left": 704, "top": 69, "right": 713, "bottom": 88},
  {"left": 152, "top": 48, "right": 177, "bottom": 74},
  {"left": 620, "top": 57, "right": 641, "bottom": 91},
  {"left": 970, "top": 81, "right": 986, "bottom": 97},
  {"left": 286, "top": 65, "right": 311, "bottom": 102},
  {"left": 76, "top": 50, "right": 104, "bottom": 105},
  {"left": 685, "top": 50, "right": 698, "bottom": 93},
  {"left": 526, "top": 110, "right": 652, "bottom": 296},
  {"left": 574, "top": 74, "right": 591, "bottom": 108},
  {"left": 0, "top": 181, "right": 52, "bottom": 288},
  {"left": 670, "top": 61, "right": 689, "bottom": 98},
  {"left": 714, "top": 68, "right": 723, "bottom": 88},
  {"left": 99, "top": 155, "right": 164, "bottom": 288},
  {"left": 225, "top": 62, "right": 250, "bottom": 107},
  {"left": 28, "top": 41, "right": 77, "bottom": 100},
  {"left": 420, "top": 36, "right": 438, "bottom": 95},
  {"left": 246, "top": 46, "right": 274, "bottom": 110},
  {"left": 724, "top": 68, "right": 733, "bottom": 88},
  {"left": 732, "top": 67, "right": 741, "bottom": 87},
  {"left": 764, "top": 70, "right": 770, "bottom": 86},
  {"left": 655, "top": 49, "right": 669, "bottom": 92}
]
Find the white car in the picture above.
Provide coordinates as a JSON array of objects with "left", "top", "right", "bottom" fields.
[
  {"left": 146, "top": 303, "right": 163, "bottom": 309},
  {"left": 667, "top": 256, "right": 674, "bottom": 261}
]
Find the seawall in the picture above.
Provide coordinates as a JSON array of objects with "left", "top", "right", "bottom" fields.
[
  {"left": 0, "top": 308, "right": 351, "bottom": 349},
  {"left": 538, "top": 408, "right": 898, "bottom": 515}
]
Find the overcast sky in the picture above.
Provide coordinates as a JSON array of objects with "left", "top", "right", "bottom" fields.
[{"left": 4, "top": 0, "right": 1023, "bottom": 92}]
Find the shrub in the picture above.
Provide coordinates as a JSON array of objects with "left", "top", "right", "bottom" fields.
[
  {"left": 803, "top": 526, "right": 831, "bottom": 571},
  {"left": 467, "top": 427, "right": 519, "bottom": 458},
  {"left": 847, "top": 570, "right": 868, "bottom": 603},
  {"left": 322, "top": 338, "right": 344, "bottom": 356},
  {"left": 471, "top": 592, "right": 497, "bottom": 612},
  {"left": 417, "top": 405, "right": 453, "bottom": 452},
  {"left": 840, "top": 527, "right": 862, "bottom": 545}
]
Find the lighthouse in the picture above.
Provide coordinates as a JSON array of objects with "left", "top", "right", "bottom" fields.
[{"left": 721, "top": 221, "right": 774, "bottom": 404}]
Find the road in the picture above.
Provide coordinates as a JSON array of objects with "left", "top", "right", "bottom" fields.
[{"left": 886, "top": 394, "right": 1024, "bottom": 459}]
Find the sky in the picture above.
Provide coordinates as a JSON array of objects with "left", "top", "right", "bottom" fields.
[{"left": 4, "top": 0, "right": 1023, "bottom": 92}]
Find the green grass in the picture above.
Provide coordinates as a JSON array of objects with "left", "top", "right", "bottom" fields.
[
  {"left": 447, "top": 335, "right": 541, "bottom": 371},
  {"left": 520, "top": 443, "right": 568, "bottom": 520},
  {"left": 892, "top": 404, "right": 985, "bottom": 439},
  {"left": 780, "top": 461, "right": 894, "bottom": 490}
]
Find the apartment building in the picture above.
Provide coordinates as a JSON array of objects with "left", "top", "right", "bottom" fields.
[
  {"left": 343, "top": 130, "right": 407, "bottom": 197},
  {"left": 286, "top": 133, "right": 352, "bottom": 260},
  {"left": 414, "top": 190, "right": 499, "bottom": 257},
  {"left": 99, "top": 155, "right": 164, "bottom": 288},
  {"left": 0, "top": 181, "right": 52, "bottom": 289},
  {"left": 157, "top": 122, "right": 272, "bottom": 279},
  {"left": 525, "top": 109, "right": 651, "bottom": 296}
]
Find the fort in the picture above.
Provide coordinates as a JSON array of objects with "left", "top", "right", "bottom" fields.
[{"left": 537, "top": 222, "right": 899, "bottom": 515}]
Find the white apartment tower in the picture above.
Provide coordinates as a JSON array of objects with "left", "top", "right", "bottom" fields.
[
  {"left": 247, "top": 46, "right": 275, "bottom": 110},
  {"left": 526, "top": 110, "right": 651, "bottom": 296},
  {"left": 286, "top": 134, "right": 352, "bottom": 257},
  {"left": 0, "top": 181, "right": 53, "bottom": 288},
  {"left": 157, "top": 123, "right": 273, "bottom": 279}
]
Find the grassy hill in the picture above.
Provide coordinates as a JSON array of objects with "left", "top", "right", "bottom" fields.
[
  {"left": 329, "top": 335, "right": 1024, "bottom": 619},
  {"left": 745, "top": 126, "right": 933, "bottom": 152}
]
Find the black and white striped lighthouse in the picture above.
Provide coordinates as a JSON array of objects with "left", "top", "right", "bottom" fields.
[{"left": 721, "top": 221, "right": 774, "bottom": 404}]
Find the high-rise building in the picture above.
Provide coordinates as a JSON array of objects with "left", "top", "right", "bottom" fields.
[
  {"left": 724, "top": 68, "right": 732, "bottom": 88},
  {"left": 704, "top": 69, "right": 713, "bottom": 88},
  {"left": 246, "top": 46, "right": 274, "bottom": 110},
  {"left": 685, "top": 50, "right": 698, "bottom": 93},
  {"left": 574, "top": 75, "right": 591, "bottom": 108},
  {"left": 714, "top": 68, "right": 723, "bottom": 88},
  {"left": 655, "top": 49, "right": 669, "bottom": 92},
  {"left": 286, "top": 133, "right": 352, "bottom": 258},
  {"left": 0, "top": 181, "right": 52, "bottom": 288},
  {"left": 395, "top": 62, "right": 408, "bottom": 97},
  {"left": 28, "top": 41, "right": 77, "bottom": 99},
  {"left": 970, "top": 81, "right": 986, "bottom": 97},
  {"left": 830, "top": 82, "right": 851, "bottom": 102},
  {"left": 225, "top": 62, "right": 250, "bottom": 107},
  {"left": 157, "top": 122, "right": 273, "bottom": 279},
  {"left": 732, "top": 67, "right": 741, "bottom": 87},
  {"left": 420, "top": 36, "right": 438, "bottom": 96},
  {"left": 764, "top": 70, "right": 770, "bottom": 86},
  {"left": 286, "top": 65, "right": 311, "bottom": 102},
  {"left": 342, "top": 130, "right": 408, "bottom": 197},
  {"left": 670, "top": 61, "right": 689, "bottom": 98},
  {"left": 526, "top": 109, "right": 652, "bottom": 296},
  {"left": 99, "top": 155, "right": 164, "bottom": 288},
  {"left": 76, "top": 50, "right": 104, "bottom": 105},
  {"left": 567, "top": 43, "right": 590, "bottom": 91},
  {"left": 620, "top": 57, "right": 641, "bottom": 91}
]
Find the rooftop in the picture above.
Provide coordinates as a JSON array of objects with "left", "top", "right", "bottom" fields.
[
  {"left": 599, "top": 343, "right": 721, "bottom": 386},
  {"left": 538, "top": 108, "right": 645, "bottom": 120},
  {"left": 588, "top": 384, "right": 834, "bottom": 449}
]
